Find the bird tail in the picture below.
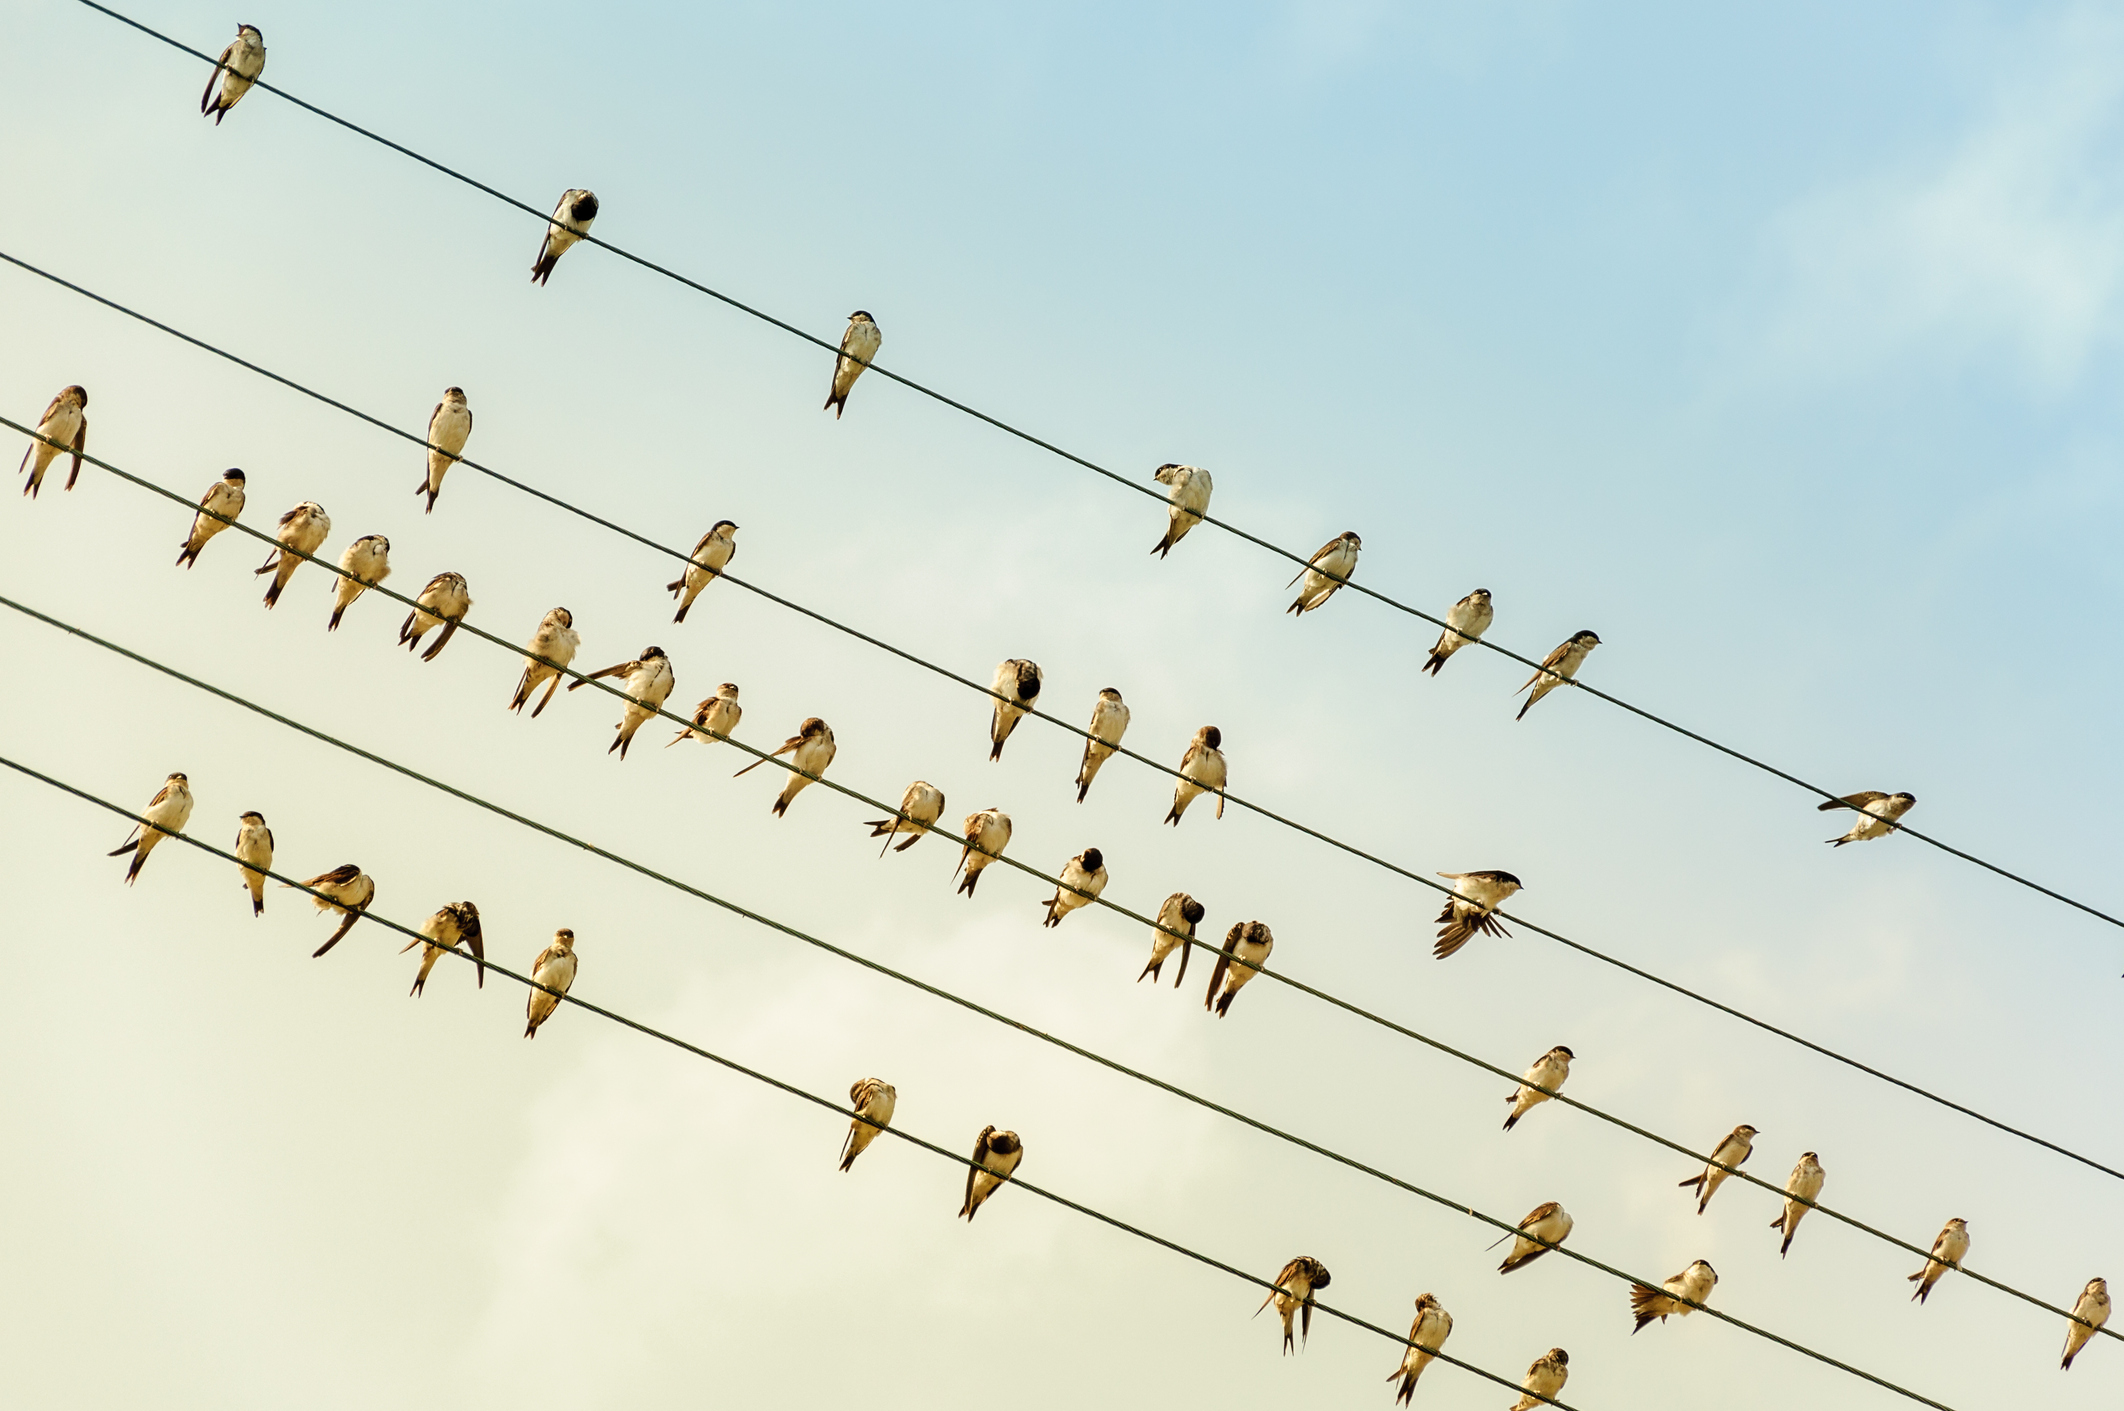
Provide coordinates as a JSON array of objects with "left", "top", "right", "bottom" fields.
[
  {"left": 839, "top": 1130, "right": 859, "bottom": 1172},
  {"left": 262, "top": 569, "right": 288, "bottom": 607},
  {"left": 1503, "top": 1108, "right": 1521, "bottom": 1132},
  {"left": 1828, "top": 836, "right": 1848, "bottom": 847},
  {"left": 1077, "top": 778, "right": 1091, "bottom": 803},
  {"left": 957, "top": 865, "right": 980, "bottom": 897},
  {"left": 771, "top": 791, "right": 791, "bottom": 818},
  {"left": 423, "top": 621, "right": 459, "bottom": 661},
  {"left": 1515, "top": 696, "right": 1534, "bottom": 721},
  {"left": 1678, "top": 1174, "right": 1705, "bottom": 1190},
  {"left": 399, "top": 613, "right": 419, "bottom": 647},
  {"left": 1173, "top": 943, "right": 1190, "bottom": 988},
  {"left": 327, "top": 603, "right": 345, "bottom": 631},
  {"left": 533, "top": 675, "right": 562, "bottom": 718},
  {"left": 123, "top": 848, "right": 150, "bottom": 885},
  {"left": 311, "top": 907, "right": 363, "bottom": 958},
  {"left": 1421, "top": 652, "right": 1445, "bottom": 675},
  {"left": 1137, "top": 957, "right": 1161, "bottom": 983},
  {"left": 531, "top": 247, "right": 557, "bottom": 285},
  {"left": 177, "top": 542, "right": 199, "bottom": 568},
  {"left": 1151, "top": 534, "right": 1172, "bottom": 558},
  {"left": 893, "top": 831, "right": 922, "bottom": 853}
]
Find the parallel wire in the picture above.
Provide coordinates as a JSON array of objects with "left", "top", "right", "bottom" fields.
[
  {"left": 10, "top": 412, "right": 2121, "bottom": 1191},
  {"left": 69, "top": 0, "right": 2124, "bottom": 939},
  {"left": 0, "top": 754, "right": 1581, "bottom": 1411}
]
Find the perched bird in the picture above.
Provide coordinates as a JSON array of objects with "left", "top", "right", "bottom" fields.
[
  {"left": 1041, "top": 848, "right": 1107, "bottom": 928},
  {"left": 1206, "top": 920, "right": 1274, "bottom": 1017},
  {"left": 567, "top": 645, "right": 676, "bottom": 760},
  {"left": 1164, "top": 725, "right": 1227, "bottom": 825},
  {"left": 987, "top": 658, "right": 1043, "bottom": 761},
  {"left": 839, "top": 1077, "right": 897, "bottom": 1172},
  {"left": 254, "top": 500, "right": 331, "bottom": 609},
  {"left": 1138, "top": 891, "right": 1205, "bottom": 985},
  {"left": 398, "top": 571, "right": 472, "bottom": 661},
  {"left": 1909, "top": 1218, "right": 1970, "bottom": 1305},
  {"left": 824, "top": 311, "right": 881, "bottom": 418},
  {"left": 415, "top": 386, "right": 472, "bottom": 513},
  {"left": 1821, "top": 791, "right": 1917, "bottom": 846},
  {"left": 958, "top": 1124, "right": 1023, "bottom": 1221},
  {"left": 530, "top": 189, "right": 599, "bottom": 285},
  {"left": 1504, "top": 1045, "right": 1574, "bottom": 1131},
  {"left": 1286, "top": 531, "right": 1361, "bottom": 615},
  {"left": 667, "top": 520, "right": 738, "bottom": 623},
  {"left": 107, "top": 773, "right": 193, "bottom": 884},
  {"left": 1770, "top": 1151, "right": 1826, "bottom": 1257},
  {"left": 524, "top": 928, "right": 578, "bottom": 1038},
  {"left": 1257, "top": 1256, "right": 1331, "bottom": 1354},
  {"left": 1074, "top": 688, "right": 1130, "bottom": 802},
  {"left": 233, "top": 810, "right": 273, "bottom": 916},
  {"left": 175, "top": 469, "right": 245, "bottom": 567},
  {"left": 19, "top": 384, "right": 87, "bottom": 498},
  {"left": 291, "top": 864, "right": 375, "bottom": 957},
  {"left": 2062, "top": 1277, "right": 2111, "bottom": 1370},
  {"left": 1422, "top": 589, "right": 1494, "bottom": 676},
  {"left": 1431, "top": 870, "right": 1522, "bottom": 959},
  {"left": 668, "top": 683, "right": 742, "bottom": 750},
  {"left": 325, "top": 534, "right": 392, "bottom": 631},
  {"left": 865, "top": 779, "right": 945, "bottom": 855},
  {"left": 404, "top": 900, "right": 484, "bottom": 997},
  {"left": 734, "top": 716, "right": 836, "bottom": 815},
  {"left": 1494, "top": 1201, "right": 1574, "bottom": 1274},
  {"left": 199, "top": 24, "right": 265, "bottom": 123},
  {"left": 1387, "top": 1293, "right": 1453, "bottom": 1405},
  {"left": 1508, "top": 1349, "right": 1570, "bottom": 1411},
  {"left": 1515, "top": 631, "right": 1600, "bottom": 721},
  {"left": 1679, "top": 1124, "right": 1758, "bottom": 1215},
  {"left": 1150, "top": 463, "right": 1213, "bottom": 558},
  {"left": 508, "top": 607, "right": 580, "bottom": 717},
  {"left": 1630, "top": 1260, "right": 1718, "bottom": 1332},
  {"left": 954, "top": 808, "right": 1013, "bottom": 896}
]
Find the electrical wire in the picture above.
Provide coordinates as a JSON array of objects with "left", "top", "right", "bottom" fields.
[
  {"left": 0, "top": 752, "right": 1585, "bottom": 1411},
  {"left": 67, "top": 0, "right": 2124, "bottom": 940}
]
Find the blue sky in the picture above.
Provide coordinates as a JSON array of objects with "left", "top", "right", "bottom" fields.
[{"left": 2, "top": 2, "right": 2119, "bottom": 1407}]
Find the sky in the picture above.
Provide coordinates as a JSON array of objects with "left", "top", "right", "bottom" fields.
[{"left": 1, "top": 1, "right": 2120, "bottom": 1407}]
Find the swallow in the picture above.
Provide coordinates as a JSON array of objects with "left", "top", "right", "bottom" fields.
[
  {"left": 958, "top": 1124, "right": 1023, "bottom": 1221},
  {"left": 19, "top": 385, "right": 86, "bottom": 498},
  {"left": 1387, "top": 1293, "right": 1453, "bottom": 1405},
  {"left": 233, "top": 810, "right": 273, "bottom": 916},
  {"left": 1508, "top": 1349, "right": 1570, "bottom": 1411},
  {"left": 326, "top": 534, "right": 392, "bottom": 631},
  {"left": 199, "top": 24, "right": 265, "bottom": 123},
  {"left": 290, "top": 864, "right": 375, "bottom": 957},
  {"left": 1769, "top": 1151, "right": 1825, "bottom": 1257},
  {"left": 1423, "top": 588, "right": 1494, "bottom": 676},
  {"left": 398, "top": 571, "right": 472, "bottom": 660},
  {"left": 1679, "top": 1124, "right": 1758, "bottom": 1215},
  {"left": 839, "top": 1077, "right": 897, "bottom": 1172},
  {"left": 1139, "top": 892, "right": 1204, "bottom": 985},
  {"left": 954, "top": 808, "right": 1013, "bottom": 896},
  {"left": 415, "top": 386, "right": 472, "bottom": 513},
  {"left": 1285, "top": 531, "right": 1360, "bottom": 615},
  {"left": 531, "top": 189, "right": 599, "bottom": 285},
  {"left": 1075, "top": 688, "right": 1130, "bottom": 802},
  {"left": 508, "top": 607, "right": 581, "bottom": 716},
  {"left": 733, "top": 716, "right": 835, "bottom": 814},
  {"left": 175, "top": 469, "right": 245, "bottom": 567},
  {"left": 1257, "top": 1256, "right": 1331, "bottom": 1354},
  {"left": 568, "top": 645, "right": 676, "bottom": 759},
  {"left": 1515, "top": 631, "right": 1600, "bottom": 720},
  {"left": 1206, "top": 920, "right": 1274, "bottom": 1017},
  {"left": 1494, "top": 1200, "right": 1574, "bottom": 1274},
  {"left": 1164, "top": 725, "right": 1227, "bottom": 825},
  {"left": 824, "top": 311, "right": 881, "bottom": 418},
  {"left": 1041, "top": 848, "right": 1107, "bottom": 928},
  {"left": 865, "top": 779, "right": 945, "bottom": 855},
  {"left": 1150, "top": 463, "right": 1214, "bottom": 557},
  {"left": 1630, "top": 1259, "right": 1718, "bottom": 1332},
  {"left": 524, "top": 928, "right": 578, "bottom": 1038},
  {"left": 2063, "top": 1277, "right": 2111, "bottom": 1369},
  {"left": 667, "top": 520, "right": 738, "bottom": 623},
  {"left": 254, "top": 500, "right": 331, "bottom": 608},
  {"left": 404, "top": 900, "right": 484, "bottom": 997},
  {"left": 1909, "top": 1218, "right": 1970, "bottom": 1304},
  {"left": 668, "top": 683, "right": 742, "bottom": 753},
  {"left": 1821, "top": 791, "right": 1917, "bottom": 846},
  {"left": 1504, "top": 1045, "right": 1574, "bottom": 1131},
  {"left": 107, "top": 772, "right": 193, "bottom": 884},
  {"left": 987, "top": 658, "right": 1043, "bottom": 760},
  {"left": 1431, "top": 870, "right": 1521, "bottom": 959}
]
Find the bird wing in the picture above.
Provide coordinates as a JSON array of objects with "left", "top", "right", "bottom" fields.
[{"left": 1819, "top": 791, "right": 1888, "bottom": 812}]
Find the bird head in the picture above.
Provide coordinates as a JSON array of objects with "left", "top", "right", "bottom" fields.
[
  {"left": 712, "top": 519, "right": 739, "bottom": 535},
  {"left": 238, "top": 24, "right": 262, "bottom": 40},
  {"left": 850, "top": 310, "right": 875, "bottom": 324},
  {"left": 1099, "top": 686, "right": 1123, "bottom": 700},
  {"left": 167, "top": 772, "right": 189, "bottom": 784},
  {"left": 240, "top": 810, "right": 265, "bottom": 823},
  {"left": 1573, "top": 630, "right": 1601, "bottom": 646},
  {"left": 1472, "top": 587, "right": 1491, "bottom": 601},
  {"left": 1079, "top": 848, "right": 1103, "bottom": 872},
  {"left": 548, "top": 606, "right": 573, "bottom": 627},
  {"left": 800, "top": 717, "right": 830, "bottom": 738},
  {"left": 1551, "top": 1045, "right": 1575, "bottom": 1060},
  {"left": 1893, "top": 791, "right": 1916, "bottom": 804},
  {"left": 1736, "top": 1124, "right": 1759, "bottom": 1139},
  {"left": 223, "top": 468, "right": 246, "bottom": 482},
  {"left": 554, "top": 928, "right": 576, "bottom": 948},
  {"left": 640, "top": 646, "right": 667, "bottom": 661},
  {"left": 1180, "top": 896, "right": 1206, "bottom": 925},
  {"left": 1198, "top": 725, "right": 1222, "bottom": 748},
  {"left": 570, "top": 191, "right": 600, "bottom": 221},
  {"left": 64, "top": 385, "right": 88, "bottom": 408},
  {"left": 1547, "top": 1349, "right": 1569, "bottom": 1367},
  {"left": 717, "top": 682, "right": 740, "bottom": 698}
]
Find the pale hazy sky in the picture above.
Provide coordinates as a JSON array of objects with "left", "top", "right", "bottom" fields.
[{"left": 2, "top": 2, "right": 2120, "bottom": 1408}]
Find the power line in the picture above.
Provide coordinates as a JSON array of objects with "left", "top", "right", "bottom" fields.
[
  {"left": 11, "top": 413, "right": 2121, "bottom": 1193},
  {"left": 66, "top": 0, "right": 2124, "bottom": 939},
  {"left": 0, "top": 753, "right": 1585, "bottom": 1411}
]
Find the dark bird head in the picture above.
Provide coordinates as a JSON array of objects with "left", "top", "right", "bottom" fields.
[
  {"left": 168, "top": 772, "right": 190, "bottom": 784},
  {"left": 1552, "top": 1044, "right": 1575, "bottom": 1060},
  {"left": 1341, "top": 531, "right": 1361, "bottom": 548},
  {"left": 550, "top": 606, "right": 574, "bottom": 627},
  {"left": 712, "top": 519, "right": 739, "bottom": 534},
  {"left": 1471, "top": 587, "right": 1491, "bottom": 600},
  {"left": 1800, "top": 1150, "right": 1820, "bottom": 1162},
  {"left": 238, "top": 24, "right": 262, "bottom": 40},
  {"left": 1548, "top": 1349, "right": 1570, "bottom": 1367},
  {"left": 554, "top": 927, "right": 576, "bottom": 946},
  {"left": 239, "top": 810, "right": 265, "bottom": 824},
  {"left": 1693, "top": 1261, "right": 1718, "bottom": 1280},
  {"left": 65, "top": 385, "right": 88, "bottom": 407},
  {"left": 1099, "top": 686, "right": 1123, "bottom": 700},
  {"left": 718, "top": 682, "right": 740, "bottom": 697},
  {"left": 1307, "top": 1262, "right": 1331, "bottom": 1290},
  {"left": 640, "top": 645, "right": 667, "bottom": 660},
  {"left": 989, "top": 1129, "right": 1022, "bottom": 1155},
  {"left": 850, "top": 310, "right": 875, "bottom": 323},
  {"left": 1154, "top": 462, "right": 1183, "bottom": 473},
  {"left": 571, "top": 191, "right": 600, "bottom": 221},
  {"left": 1413, "top": 1292, "right": 1438, "bottom": 1311},
  {"left": 1080, "top": 848, "right": 1103, "bottom": 872},
  {"left": 1734, "top": 1124, "right": 1759, "bottom": 1139},
  {"left": 365, "top": 535, "right": 389, "bottom": 553},
  {"left": 1180, "top": 897, "right": 1206, "bottom": 925},
  {"left": 1573, "top": 630, "right": 1601, "bottom": 646},
  {"left": 1199, "top": 725, "right": 1222, "bottom": 749},
  {"left": 443, "top": 386, "right": 466, "bottom": 402},
  {"left": 223, "top": 468, "right": 246, "bottom": 482},
  {"left": 1014, "top": 661, "right": 1042, "bottom": 698},
  {"left": 1482, "top": 870, "right": 1524, "bottom": 889},
  {"left": 1893, "top": 791, "right": 1916, "bottom": 804},
  {"left": 800, "top": 717, "right": 830, "bottom": 738}
]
